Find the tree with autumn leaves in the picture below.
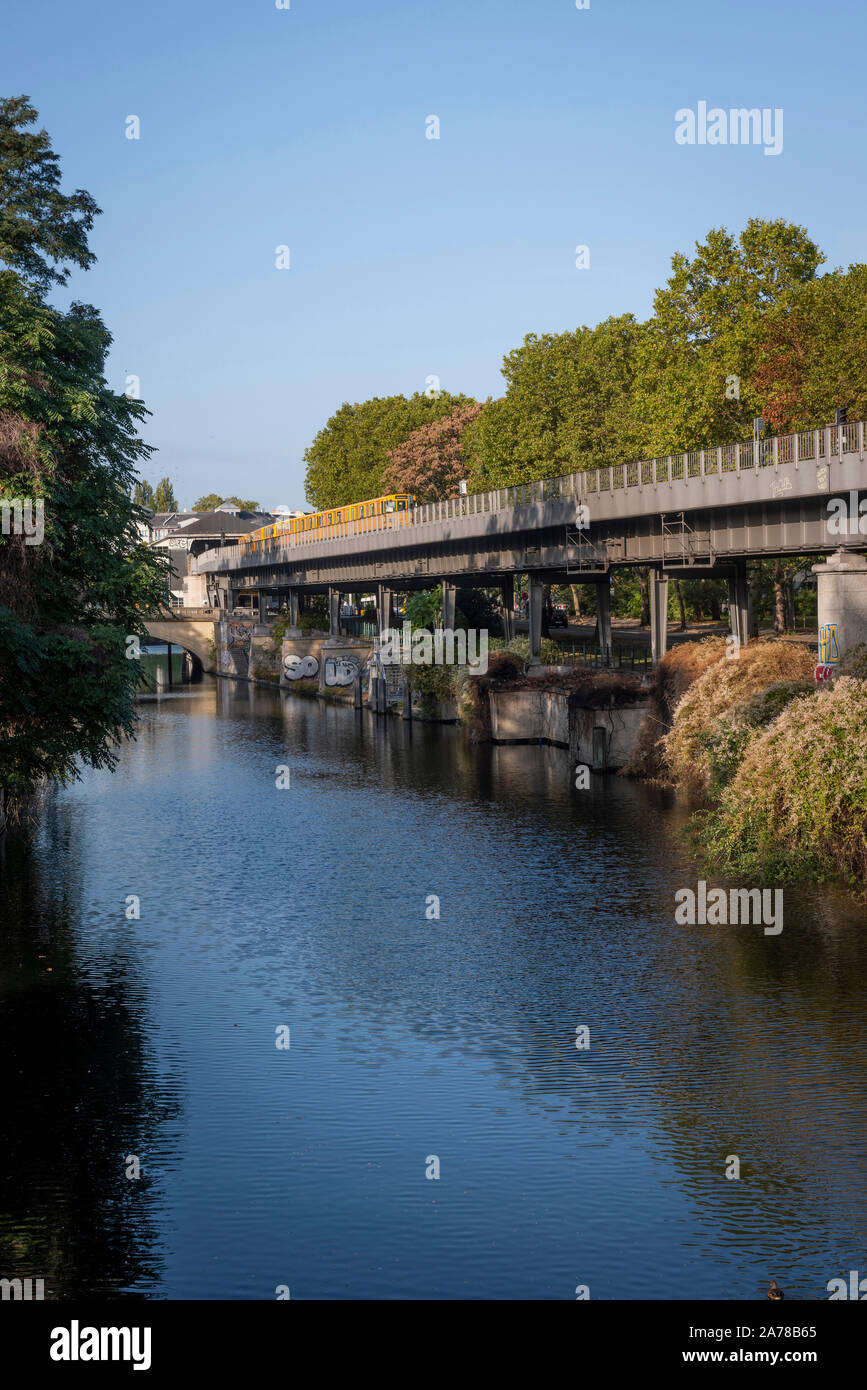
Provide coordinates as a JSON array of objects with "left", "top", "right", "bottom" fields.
[{"left": 380, "top": 402, "right": 483, "bottom": 502}]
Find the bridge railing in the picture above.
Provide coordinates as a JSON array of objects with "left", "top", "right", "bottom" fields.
[{"left": 197, "top": 420, "right": 865, "bottom": 572}]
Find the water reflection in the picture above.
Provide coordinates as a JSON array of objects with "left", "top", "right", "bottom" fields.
[{"left": 1, "top": 678, "right": 864, "bottom": 1299}]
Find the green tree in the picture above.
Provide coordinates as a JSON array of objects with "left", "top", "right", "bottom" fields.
[
  {"left": 753, "top": 263, "right": 867, "bottom": 432},
  {"left": 464, "top": 315, "right": 647, "bottom": 486},
  {"left": 303, "top": 392, "right": 474, "bottom": 509},
  {"left": 191, "top": 493, "right": 261, "bottom": 511},
  {"left": 0, "top": 96, "right": 168, "bottom": 812},
  {"left": 133, "top": 479, "right": 155, "bottom": 508},
  {"left": 635, "top": 218, "right": 824, "bottom": 455},
  {"left": 152, "top": 476, "right": 177, "bottom": 512}
]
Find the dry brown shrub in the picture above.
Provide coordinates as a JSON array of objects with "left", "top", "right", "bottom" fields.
[
  {"left": 620, "top": 637, "right": 726, "bottom": 781},
  {"left": 662, "top": 639, "right": 815, "bottom": 794}
]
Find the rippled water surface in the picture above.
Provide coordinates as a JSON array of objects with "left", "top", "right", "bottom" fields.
[{"left": 1, "top": 679, "right": 865, "bottom": 1300}]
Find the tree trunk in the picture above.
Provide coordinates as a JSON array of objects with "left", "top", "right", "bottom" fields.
[
  {"left": 773, "top": 560, "right": 786, "bottom": 635},
  {"left": 637, "top": 567, "right": 650, "bottom": 627},
  {"left": 569, "top": 584, "right": 583, "bottom": 620},
  {"left": 675, "top": 580, "right": 687, "bottom": 632}
]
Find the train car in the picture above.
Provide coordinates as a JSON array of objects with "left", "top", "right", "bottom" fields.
[{"left": 238, "top": 493, "right": 416, "bottom": 553}]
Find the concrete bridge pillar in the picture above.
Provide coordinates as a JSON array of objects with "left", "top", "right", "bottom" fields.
[
  {"left": 328, "top": 586, "right": 341, "bottom": 639},
  {"left": 595, "top": 579, "right": 612, "bottom": 661},
  {"left": 376, "top": 584, "right": 392, "bottom": 642},
  {"left": 500, "top": 575, "right": 515, "bottom": 642},
  {"left": 650, "top": 571, "right": 669, "bottom": 663},
  {"left": 528, "top": 573, "right": 544, "bottom": 665},
  {"left": 813, "top": 548, "right": 867, "bottom": 666},
  {"left": 287, "top": 589, "right": 300, "bottom": 636},
  {"left": 258, "top": 590, "right": 269, "bottom": 623},
  {"left": 441, "top": 582, "right": 457, "bottom": 631},
  {"left": 727, "top": 561, "right": 750, "bottom": 648}
]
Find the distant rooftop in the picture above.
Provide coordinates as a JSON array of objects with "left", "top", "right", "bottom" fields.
[{"left": 148, "top": 510, "right": 272, "bottom": 538}]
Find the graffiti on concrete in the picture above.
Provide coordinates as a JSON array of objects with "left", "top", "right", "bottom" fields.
[
  {"left": 284, "top": 654, "right": 320, "bottom": 681},
  {"left": 221, "top": 650, "right": 231, "bottom": 671},
  {"left": 324, "top": 656, "right": 361, "bottom": 687},
  {"left": 817, "top": 622, "right": 840, "bottom": 665},
  {"left": 228, "top": 622, "right": 253, "bottom": 649}
]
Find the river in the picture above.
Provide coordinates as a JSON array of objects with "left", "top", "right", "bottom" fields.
[{"left": 1, "top": 678, "right": 865, "bottom": 1300}]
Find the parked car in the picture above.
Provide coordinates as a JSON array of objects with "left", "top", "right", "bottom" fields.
[{"left": 549, "top": 606, "right": 569, "bottom": 628}]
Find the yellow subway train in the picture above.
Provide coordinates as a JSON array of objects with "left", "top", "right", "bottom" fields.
[{"left": 237, "top": 493, "right": 416, "bottom": 553}]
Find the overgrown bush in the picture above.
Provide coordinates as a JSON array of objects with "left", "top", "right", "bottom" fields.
[
  {"left": 662, "top": 641, "right": 815, "bottom": 795},
  {"left": 620, "top": 637, "right": 726, "bottom": 780},
  {"left": 402, "top": 661, "right": 456, "bottom": 716},
  {"left": 692, "top": 676, "right": 867, "bottom": 887}
]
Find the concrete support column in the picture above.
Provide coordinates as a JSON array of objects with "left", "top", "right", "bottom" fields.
[
  {"left": 226, "top": 588, "right": 237, "bottom": 615},
  {"left": 650, "top": 571, "right": 669, "bottom": 664},
  {"left": 377, "top": 584, "right": 392, "bottom": 642},
  {"left": 528, "top": 573, "right": 544, "bottom": 665},
  {"left": 813, "top": 548, "right": 867, "bottom": 666},
  {"left": 258, "top": 590, "right": 269, "bottom": 623},
  {"left": 441, "top": 581, "right": 457, "bottom": 631},
  {"left": 328, "top": 586, "right": 341, "bottom": 639},
  {"left": 288, "top": 589, "right": 300, "bottom": 635},
  {"left": 595, "top": 579, "right": 612, "bottom": 662},
  {"left": 727, "top": 561, "right": 750, "bottom": 648},
  {"left": 500, "top": 575, "right": 515, "bottom": 642}
]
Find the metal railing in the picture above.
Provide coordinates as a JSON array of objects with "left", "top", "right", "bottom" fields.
[
  {"left": 551, "top": 642, "right": 653, "bottom": 671},
  {"left": 201, "top": 419, "right": 865, "bottom": 570}
]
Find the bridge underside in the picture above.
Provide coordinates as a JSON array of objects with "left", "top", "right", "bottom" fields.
[{"left": 201, "top": 502, "right": 859, "bottom": 596}]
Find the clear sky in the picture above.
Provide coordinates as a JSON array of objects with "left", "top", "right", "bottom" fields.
[{"left": 5, "top": 0, "right": 866, "bottom": 510}]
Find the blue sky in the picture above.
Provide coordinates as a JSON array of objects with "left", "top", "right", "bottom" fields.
[{"left": 5, "top": 0, "right": 866, "bottom": 509}]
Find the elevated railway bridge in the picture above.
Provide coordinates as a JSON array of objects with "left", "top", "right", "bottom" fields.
[{"left": 195, "top": 422, "right": 867, "bottom": 663}]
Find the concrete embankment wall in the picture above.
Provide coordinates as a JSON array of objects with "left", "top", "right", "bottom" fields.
[{"left": 489, "top": 686, "right": 651, "bottom": 770}]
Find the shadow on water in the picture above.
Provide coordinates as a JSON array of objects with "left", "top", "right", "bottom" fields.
[{"left": 0, "top": 803, "right": 182, "bottom": 1299}]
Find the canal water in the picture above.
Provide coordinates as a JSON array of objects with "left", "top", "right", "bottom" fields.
[{"left": 1, "top": 679, "right": 865, "bottom": 1300}]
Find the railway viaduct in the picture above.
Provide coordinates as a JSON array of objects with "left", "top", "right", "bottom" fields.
[{"left": 195, "top": 422, "right": 867, "bottom": 664}]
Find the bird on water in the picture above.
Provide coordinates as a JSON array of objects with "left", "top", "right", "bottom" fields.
[{"left": 768, "top": 1280, "right": 784, "bottom": 1300}]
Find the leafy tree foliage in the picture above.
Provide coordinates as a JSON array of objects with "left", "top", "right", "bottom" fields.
[
  {"left": 465, "top": 315, "right": 646, "bottom": 485},
  {"left": 191, "top": 493, "right": 262, "bottom": 511},
  {"left": 633, "top": 218, "right": 824, "bottom": 455},
  {"left": 303, "top": 391, "right": 474, "bottom": 509},
  {"left": 152, "top": 476, "right": 177, "bottom": 512},
  {"left": 0, "top": 96, "right": 168, "bottom": 806},
  {"left": 753, "top": 263, "right": 867, "bottom": 431},
  {"left": 381, "top": 402, "right": 483, "bottom": 502},
  {"left": 133, "top": 479, "right": 155, "bottom": 508}
]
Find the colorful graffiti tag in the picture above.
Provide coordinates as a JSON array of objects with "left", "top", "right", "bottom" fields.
[
  {"left": 817, "top": 622, "right": 840, "bottom": 665},
  {"left": 227, "top": 622, "right": 253, "bottom": 650}
]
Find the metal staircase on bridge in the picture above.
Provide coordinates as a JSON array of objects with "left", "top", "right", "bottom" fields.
[
  {"left": 660, "top": 513, "right": 714, "bottom": 568},
  {"left": 565, "top": 529, "right": 624, "bottom": 574}
]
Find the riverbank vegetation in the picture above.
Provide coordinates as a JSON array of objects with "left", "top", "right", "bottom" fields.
[
  {"left": 623, "top": 639, "right": 867, "bottom": 890},
  {"left": 0, "top": 97, "right": 167, "bottom": 825}
]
